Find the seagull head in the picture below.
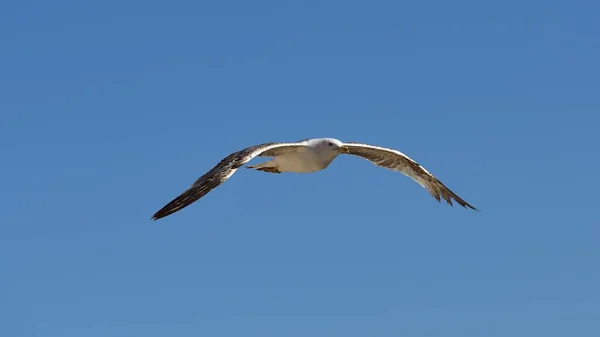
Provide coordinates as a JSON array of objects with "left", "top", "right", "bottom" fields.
[{"left": 308, "top": 138, "right": 349, "bottom": 154}]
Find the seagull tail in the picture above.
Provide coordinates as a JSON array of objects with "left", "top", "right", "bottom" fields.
[{"left": 246, "top": 161, "right": 281, "bottom": 174}]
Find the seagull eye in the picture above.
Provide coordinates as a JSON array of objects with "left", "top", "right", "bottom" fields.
[{"left": 327, "top": 142, "right": 333, "bottom": 146}]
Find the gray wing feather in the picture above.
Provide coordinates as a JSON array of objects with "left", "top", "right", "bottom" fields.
[
  {"left": 343, "top": 142, "right": 478, "bottom": 210},
  {"left": 152, "top": 142, "right": 305, "bottom": 220}
]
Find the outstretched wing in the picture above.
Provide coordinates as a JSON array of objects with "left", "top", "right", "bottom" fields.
[
  {"left": 152, "top": 142, "right": 306, "bottom": 220},
  {"left": 342, "top": 142, "right": 478, "bottom": 210}
]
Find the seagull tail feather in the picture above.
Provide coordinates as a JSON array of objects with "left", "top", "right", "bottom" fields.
[{"left": 246, "top": 161, "right": 281, "bottom": 173}]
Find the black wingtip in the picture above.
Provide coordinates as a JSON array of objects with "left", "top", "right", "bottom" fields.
[
  {"left": 150, "top": 202, "right": 177, "bottom": 221},
  {"left": 151, "top": 207, "right": 174, "bottom": 221},
  {"left": 459, "top": 201, "right": 480, "bottom": 212}
]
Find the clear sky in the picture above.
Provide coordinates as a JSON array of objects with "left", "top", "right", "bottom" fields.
[{"left": 1, "top": 1, "right": 599, "bottom": 336}]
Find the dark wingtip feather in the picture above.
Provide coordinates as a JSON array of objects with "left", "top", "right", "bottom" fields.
[
  {"left": 150, "top": 187, "right": 205, "bottom": 220},
  {"left": 151, "top": 201, "right": 180, "bottom": 220},
  {"left": 428, "top": 180, "right": 479, "bottom": 212},
  {"left": 453, "top": 195, "right": 479, "bottom": 212}
]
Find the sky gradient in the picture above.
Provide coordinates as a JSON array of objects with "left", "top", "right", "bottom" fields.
[{"left": 1, "top": 1, "right": 599, "bottom": 336}]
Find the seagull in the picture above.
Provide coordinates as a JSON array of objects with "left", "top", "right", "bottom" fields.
[{"left": 151, "top": 138, "right": 478, "bottom": 220}]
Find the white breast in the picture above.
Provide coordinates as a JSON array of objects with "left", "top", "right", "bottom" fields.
[{"left": 274, "top": 148, "right": 336, "bottom": 173}]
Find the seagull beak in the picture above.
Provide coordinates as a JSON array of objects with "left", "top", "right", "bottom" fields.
[{"left": 339, "top": 145, "right": 350, "bottom": 154}]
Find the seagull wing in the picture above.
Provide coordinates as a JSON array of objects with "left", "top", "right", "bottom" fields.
[
  {"left": 342, "top": 142, "right": 478, "bottom": 210},
  {"left": 152, "top": 142, "right": 307, "bottom": 220}
]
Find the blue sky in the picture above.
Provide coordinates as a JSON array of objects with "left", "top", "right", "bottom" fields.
[{"left": 1, "top": 0, "right": 599, "bottom": 336}]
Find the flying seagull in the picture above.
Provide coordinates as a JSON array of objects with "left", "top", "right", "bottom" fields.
[{"left": 151, "top": 138, "right": 477, "bottom": 220}]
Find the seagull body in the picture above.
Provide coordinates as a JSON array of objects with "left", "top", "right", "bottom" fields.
[
  {"left": 247, "top": 138, "right": 341, "bottom": 173},
  {"left": 152, "top": 138, "right": 477, "bottom": 220}
]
